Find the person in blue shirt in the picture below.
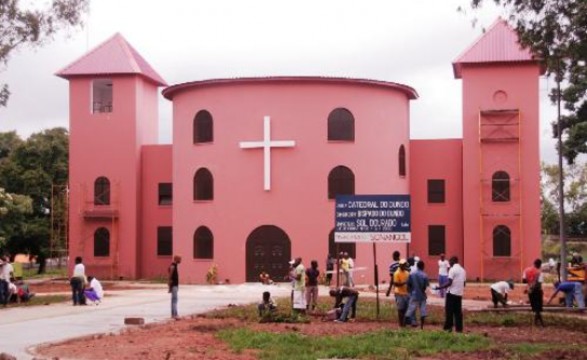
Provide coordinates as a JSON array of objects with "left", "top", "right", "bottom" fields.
[
  {"left": 547, "top": 281, "right": 585, "bottom": 309},
  {"left": 405, "top": 260, "right": 430, "bottom": 329}
]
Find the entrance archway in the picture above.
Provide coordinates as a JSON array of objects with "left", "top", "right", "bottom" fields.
[{"left": 246, "top": 225, "right": 291, "bottom": 282}]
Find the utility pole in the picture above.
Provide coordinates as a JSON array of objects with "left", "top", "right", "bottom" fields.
[{"left": 556, "top": 58, "right": 567, "bottom": 280}]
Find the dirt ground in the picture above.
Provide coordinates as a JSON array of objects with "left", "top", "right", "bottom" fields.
[{"left": 34, "top": 282, "right": 587, "bottom": 360}]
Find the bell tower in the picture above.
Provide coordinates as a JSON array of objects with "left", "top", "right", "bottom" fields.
[
  {"left": 454, "top": 20, "right": 543, "bottom": 280},
  {"left": 57, "top": 34, "right": 167, "bottom": 279}
]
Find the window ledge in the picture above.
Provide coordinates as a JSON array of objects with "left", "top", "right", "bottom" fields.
[{"left": 193, "top": 200, "right": 214, "bottom": 203}]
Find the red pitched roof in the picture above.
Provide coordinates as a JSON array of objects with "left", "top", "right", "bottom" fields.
[
  {"left": 453, "top": 19, "right": 540, "bottom": 79},
  {"left": 56, "top": 33, "right": 167, "bottom": 86}
]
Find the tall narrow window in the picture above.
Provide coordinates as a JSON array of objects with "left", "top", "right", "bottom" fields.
[
  {"left": 492, "top": 171, "right": 510, "bottom": 202},
  {"left": 398, "top": 145, "right": 406, "bottom": 177},
  {"left": 94, "top": 177, "right": 110, "bottom": 205},
  {"left": 428, "top": 225, "right": 445, "bottom": 256},
  {"left": 493, "top": 225, "right": 511, "bottom": 257},
  {"left": 157, "top": 226, "right": 172, "bottom": 256},
  {"left": 194, "top": 226, "right": 214, "bottom": 259},
  {"left": 427, "top": 179, "right": 445, "bottom": 203},
  {"left": 194, "top": 168, "right": 214, "bottom": 200},
  {"left": 327, "top": 108, "right": 355, "bottom": 141},
  {"left": 158, "top": 183, "right": 172, "bottom": 205},
  {"left": 94, "top": 227, "right": 110, "bottom": 257},
  {"left": 193, "top": 110, "right": 213, "bottom": 143},
  {"left": 92, "top": 79, "right": 113, "bottom": 113},
  {"left": 328, "top": 166, "right": 355, "bottom": 199}
]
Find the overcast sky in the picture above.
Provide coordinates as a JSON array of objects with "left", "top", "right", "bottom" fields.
[{"left": 0, "top": 0, "right": 562, "bottom": 163}]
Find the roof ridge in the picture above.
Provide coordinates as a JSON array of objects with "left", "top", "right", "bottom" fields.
[
  {"left": 55, "top": 32, "right": 122, "bottom": 75},
  {"left": 115, "top": 34, "right": 142, "bottom": 74},
  {"left": 452, "top": 18, "right": 505, "bottom": 65}
]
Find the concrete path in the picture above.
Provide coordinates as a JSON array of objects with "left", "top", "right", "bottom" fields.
[
  {"left": 0, "top": 283, "right": 292, "bottom": 359},
  {"left": 0, "top": 283, "right": 494, "bottom": 359}
]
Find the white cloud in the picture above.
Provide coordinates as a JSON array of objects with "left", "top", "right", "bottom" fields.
[{"left": 0, "top": 0, "right": 561, "bottom": 163}]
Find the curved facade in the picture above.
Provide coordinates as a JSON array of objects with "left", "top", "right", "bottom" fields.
[{"left": 168, "top": 78, "right": 414, "bottom": 283}]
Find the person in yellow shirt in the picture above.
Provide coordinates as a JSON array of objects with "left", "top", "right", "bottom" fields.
[{"left": 393, "top": 259, "right": 410, "bottom": 327}]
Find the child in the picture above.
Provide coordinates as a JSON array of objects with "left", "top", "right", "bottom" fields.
[{"left": 258, "top": 291, "right": 276, "bottom": 317}]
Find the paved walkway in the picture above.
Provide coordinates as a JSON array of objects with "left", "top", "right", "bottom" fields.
[
  {"left": 0, "top": 283, "right": 494, "bottom": 359},
  {"left": 0, "top": 283, "right": 292, "bottom": 359}
]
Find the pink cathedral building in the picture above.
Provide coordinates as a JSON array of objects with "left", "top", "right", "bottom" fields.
[{"left": 57, "top": 20, "right": 542, "bottom": 283}]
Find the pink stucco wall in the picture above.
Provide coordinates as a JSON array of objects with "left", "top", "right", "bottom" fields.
[
  {"left": 409, "top": 139, "right": 463, "bottom": 276},
  {"left": 140, "top": 145, "right": 172, "bottom": 278},
  {"left": 461, "top": 63, "right": 542, "bottom": 281},
  {"left": 169, "top": 79, "right": 413, "bottom": 284},
  {"left": 68, "top": 75, "right": 159, "bottom": 279}
]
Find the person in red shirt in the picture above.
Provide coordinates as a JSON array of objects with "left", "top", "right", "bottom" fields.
[{"left": 522, "top": 258, "right": 544, "bottom": 326}]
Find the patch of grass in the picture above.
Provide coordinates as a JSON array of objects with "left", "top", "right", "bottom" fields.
[
  {"left": 217, "top": 328, "right": 491, "bottom": 360},
  {"left": 6, "top": 294, "right": 68, "bottom": 308},
  {"left": 22, "top": 267, "right": 67, "bottom": 279}
]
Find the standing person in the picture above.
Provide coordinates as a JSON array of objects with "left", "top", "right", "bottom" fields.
[
  {"left": 522, "top": 258, "right": 544, "bottom": 326},
  {"left": 292, "top": 257, "right": 307, "bottom": 313},
  {"left": 386, "top": 251, "right": 401, "bottom": 297},
  {"left": 305, "top": 260, "right": 320, "bottom": 311},
  {"left": 84, "top": 276, "right": 104, "bottom": 304},
  {"left": 325, "top": 254, "right": 335, "bottom": 286},
  {"left": 168, "top": 255, "right": 181, "bottom": 319},
  {"left": 70, "top": 256, "right": 86, "bottom": 306},
  {"left": 340, "top": 252, "right": 351, "bottom": 286},
  {"left": 347, "top": 253, "right": 355, "bottom": 287},
  {"left": 546, "top": 281, "right": 585, "bottom": 309},
  {"left": 405, "top": 260, "right": 430, "bottom": 329},
  {"left": 393, "top": 259, "right": 411, "bottom": 327},
  {"left": 329, "top": 286, "right": 359, "bottom": 322},
  {"left": 436, "top": 256, "right": 466, "bottom": 333},
  {"left": 0, "top": 256, "right": 13, "bottom": 307},
  {"left": 437, "top": 254, "right": 450, "bottom": 298},
  {"left": 0, "top": 259, "right": 7, "bottom": 306},
  {"left": 490, "top": 280, "right": 514, "bottom": 308}
]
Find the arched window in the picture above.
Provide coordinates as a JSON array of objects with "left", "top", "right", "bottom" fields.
[
  {"left": 493, "top": 225, "right": 511, "bottom": 257},
  {"left": 194, "top": 168, "right": 213, "bottom": 200},
  {"left": 327, "top": 108, "right": 355, "bottom": 141},
  {"left": 398, "top": 145, "right": 406, "bottom": 177},
  {"left": 94, "top": 177, "right": 110, "bottom": 205},
  {"left": 328, "top": 229, "right": 356, "bottom": 259},
  {"left": 193, "top": 110, "right": 213, "bottom": 143},
  {"left": 492, "top": 171, "right": 510, "bottom": 202},
  {"left": 94, "top": 227, "right": 110, "bottom": 257},
  {"left": 194, "top": 226, "right": 213, "bottom": 259},
  {"left": 328, "top": 166, "right": 355, "bottom": 199}
]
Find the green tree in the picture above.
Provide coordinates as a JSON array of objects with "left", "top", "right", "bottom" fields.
[
  {"left": 470, "top": 0, "right": 587, "bottom": 164},
  {"left": 0, "top": 128, "right": 68, "bottom": 272},
  {"left": 541, "top": 162, "right": 587, "bottom": 236},
  {"left": 0, "top": 187, "right": 32, "bottom": 252},
  {"left": 0, "top": 0, "right": 88, "bottom": 106}
]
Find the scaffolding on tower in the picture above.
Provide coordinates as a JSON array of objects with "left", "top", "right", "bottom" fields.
[
  {"left": 478, "top": 109, "right": 524, "bottom": 281},
  {"left": 78, "top": 181, "right": 120, "bottom": 279}
]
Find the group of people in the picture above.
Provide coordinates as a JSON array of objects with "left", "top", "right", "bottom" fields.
[
  {"left": 386, "top": 251, "right": 466, "bottom": 331},
  {"left": 69, "top": 256, "right": 104, "bottom": 306},
  {"left": 0, "top": 255, "right": 35, "bottom": 305}
]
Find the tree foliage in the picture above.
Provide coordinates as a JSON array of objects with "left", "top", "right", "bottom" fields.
[
  {"left": 541, "top": 162, "right": 587, "bottom": 236},
  {"left": 471, "top": 0, "right": 587, "bottom": 163},
  {"left": 0, "top": 128, "right": 68, "bottom": 269},
  {"left": 0, "top": 187, "right": 32, "bottom": 249},
  {"left": 0, "top": 0, "right": 88, "bottom": 106}
]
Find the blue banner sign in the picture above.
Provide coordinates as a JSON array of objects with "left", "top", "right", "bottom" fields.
[{"left": 335, "top": 194, "right": 411, "bottom": 243}]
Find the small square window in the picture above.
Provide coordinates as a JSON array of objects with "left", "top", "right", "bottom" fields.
[
  {"left": 158, "top": 183, "right": 172, "bottom": 205},
  {"left": 92, "top": 79, "right": 113, "bottom": 114},
  {"left": 157, "top": 226, "right": 172, "bottom": 256},
  {"left": 428, "top": 225, "right": 445, "bottom": 256},
  {"left": 427, "top": 179, "right": 445, "bottom": 203}
]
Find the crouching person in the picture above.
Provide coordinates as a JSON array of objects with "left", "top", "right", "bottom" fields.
[
  {"left": 490, "top": 280, "right": 514, "bottom": 308},
  {"left": 329, "top": 286, "right": 359, "bottom": 323},
  {"left": 258, "top": 291, "right": 277, "bottom": 318}
]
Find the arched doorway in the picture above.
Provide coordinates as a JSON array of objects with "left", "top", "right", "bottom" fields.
[{"left": 246, "top": 225, "right": 291, "bottom": 282}]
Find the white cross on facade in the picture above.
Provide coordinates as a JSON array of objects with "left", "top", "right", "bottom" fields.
[{"left": 239, "top": 116, "right": 296, "bottom": 191}]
